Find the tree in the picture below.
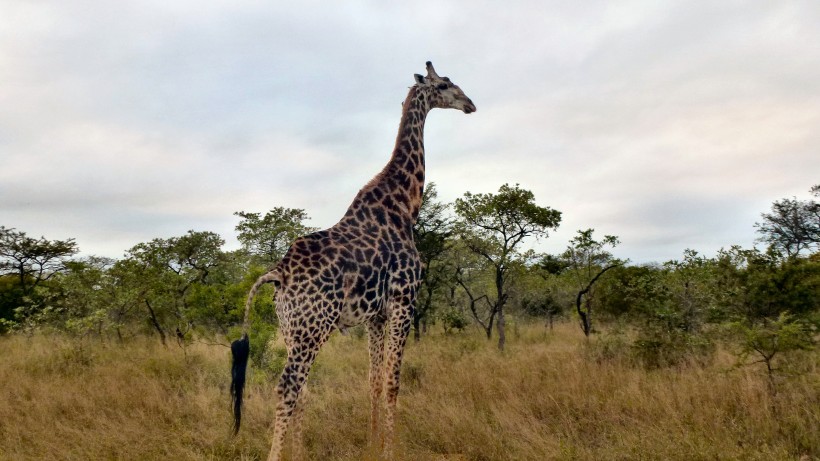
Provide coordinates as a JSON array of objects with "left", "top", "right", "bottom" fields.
[
  {"left": 92, "top": 257, "right": 145, "bottom": 341},
  {"left": 0, "top": 226, "right": 78, "bottom": 326},
  {"left": 629, "top": 250, "right": 717, "bottom": 367},
  {"left": 234, "top": 208, "right": 315, "bottom": 267},
  {"left": 755, "top": 185, "right": 820, "bottom": 258},
  {"left": 57, "top": 256, "right": 121, "bottom": 340},
  {"left": 451, "top": 239, "right": 502, "bottom": 341},
  {"left": 714, "top": 246, "right": 820, "bottom": 322},
  {"left": 593, "top": 265, "right": 656, "bottom": 320},
  {"left": 538, "top": 253, "right": 569, "bottom": 276},
  {"left": 185, "top": 249, "right": 253, "bottom": 335},
  {"left": 124, "top": 230, "right": 225, "bottom": 345},
  {"left": 563, "top": 229, "right": 623, "bottom": 337},
  {"left": 454, "top": 184, "right": 561, "bottom": 351},
  {"left": 412, "top": 183, "right": 454, "bottom": 341},
  {"left": 731, "top": 312, "right": 816, "bottom": 395}
]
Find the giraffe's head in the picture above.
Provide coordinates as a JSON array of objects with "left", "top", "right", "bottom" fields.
[{"left": 414, "top": 61, "right": 476, "bottom": 114}]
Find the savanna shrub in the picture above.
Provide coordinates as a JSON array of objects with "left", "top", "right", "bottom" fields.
[
  {"left": 632, "top": 327, "right": 714, "bottom": 369},
  {"left": 440, "top": 308, "right": 468, "bottom": 334},
  {"left": 586, "top": 327, "right": 630, "bottom": 363}
]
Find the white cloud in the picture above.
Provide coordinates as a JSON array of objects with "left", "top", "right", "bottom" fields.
[{"left": 1, "top": 1, "right": 819, "bottom": 263}]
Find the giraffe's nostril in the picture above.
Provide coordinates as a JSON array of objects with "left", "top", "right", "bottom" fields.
[{"left": 462, "top": 98, "right": 476, "bottom": 114}]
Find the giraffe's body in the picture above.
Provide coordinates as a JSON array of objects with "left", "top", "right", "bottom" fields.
[{"left": 231, "top": 62, "right": 475, "bottom": 461}]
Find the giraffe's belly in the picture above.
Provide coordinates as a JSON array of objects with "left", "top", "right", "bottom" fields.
[{"left": 336, "top": 293, "right": 386, "bottom": 330}]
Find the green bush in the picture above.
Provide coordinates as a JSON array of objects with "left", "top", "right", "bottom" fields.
[
  {"left": 440, "top": 308, "right": 468, "bottom": 334},
  {"left": 631, "top": 329, "right": 714, "bottom": 369},
  {"left": 730, "top": 312, "right": 817, "bottom": 392}
]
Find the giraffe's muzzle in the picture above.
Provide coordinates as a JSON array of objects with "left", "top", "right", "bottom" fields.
[{"left": 462, "top": 99, "right": 477, "bottom": 114}]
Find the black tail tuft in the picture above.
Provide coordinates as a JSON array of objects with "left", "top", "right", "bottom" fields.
[{"left": 230, "top": 334, "right": 250, "bottom": 435}]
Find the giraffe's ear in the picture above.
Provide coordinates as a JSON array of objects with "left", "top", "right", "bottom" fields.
[{"left": 414, "top": 74, "right": 425, "bottom": 84}]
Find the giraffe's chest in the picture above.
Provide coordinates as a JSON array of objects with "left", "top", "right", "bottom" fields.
[{"left": 335, "top": 249, "right": 421, "bottom": 329}]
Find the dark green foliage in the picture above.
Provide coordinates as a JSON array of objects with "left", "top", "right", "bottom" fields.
[
  {"left": 730, "top": 312, "right": 817, "bottom": 393},
  {"left": 185, "top": 251, "right": 256, "bottom": 334},
  {"left": 0, "top": 226, "right": 78, "bottom": 327},
  {"left": 537, "top": 253, "right": 569, "bottom": 275},
  {"left": 623, "top": 251, "right": 717, "bottom": 367},
  {"left": 0, "top": 275, "right": 23, "bottom": 331},
  {"left": 413, "top": 183, "right": 454, "bottom": 341},
  {"left": 742, "top": 255, "right": 820, "bottom": 319},
  {"left": 595, "top": 265, "right": 657, "bottom": 319},
  {"left": 754, "top": 185, "right": 819, "bottom": 258},
  {"left": 122, "top": 230, "right": 226, "bottom": 344},
  {"left": 234, "top": 208, "right": 315, "bottom": 267},
  {"left": 54, "top": 257, "right": 120, "bottom": 339},
  {"left": 714, "top": 248, "right": 820, "bottom": 321},
  {"left": 0, "top": 185, "right": 816, "bottom": 389},
  {"left": 520, "top": 292, "right": 561, "bottom": 318},
  {"left": 562, "top": 229, "right": 624, "bottom": 336},
  {"left": 439, "top": 308, "right": 468, "bottom": 334},
  {"left": 454, "top": 184, "right": 561, "bottom": 248}
]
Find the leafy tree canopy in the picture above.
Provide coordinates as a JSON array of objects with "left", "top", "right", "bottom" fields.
[
  {"left": 755, "top": 184, "right": 819, "bottom": 258},
  {"left": 234, "top": 208, "right": 315, "bottom": 266},
  {"left": 0, "top": 226, "right": 78, "bottom": 294},
  {"left": 454, "top": 183, "right": 561, "bottom": 264}
]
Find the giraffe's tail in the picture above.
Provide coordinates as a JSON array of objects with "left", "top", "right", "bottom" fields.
[
  {"left": 230, "top": 269, "right": 280, "bottom": 435},
  {"left": 230, "top": 333, "right": 249, "bottom": 435}
]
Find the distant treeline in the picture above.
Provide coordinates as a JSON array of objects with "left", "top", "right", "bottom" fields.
[{"left": 1, "top": 183, "right": 818, "bottom": 373}]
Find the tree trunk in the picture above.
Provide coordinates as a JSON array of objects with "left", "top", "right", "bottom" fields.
[
  {"left": 576, "top": 264, "right": 621, "bottom": 337},
  {"left": 458, "top": 275, "right": 492, "bottom": 339},
  {"left": 413, "top": 314, "right": 421, "bottom": 342},
  {"left": 485, "top": 306, "right": 496, "bottom": 340},
  {"left": 145, "top": 300, "right": 167, "bottom": 347},
  {"left": 18, "top": 264, "right": 29, "bottom": 295},
  {"left": 497, "top": 305, "right": 506, "bottom": 351},
  {"left": 495, "top": 266, "right": 506, "bottom": 351}
]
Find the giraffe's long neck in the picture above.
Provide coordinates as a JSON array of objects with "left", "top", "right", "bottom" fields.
[
  {"left": 384, "top": 86, "right": 430, "bottom": 221},
  {"left": 346, "top": 86, "right": 430, "bottom": 226}
]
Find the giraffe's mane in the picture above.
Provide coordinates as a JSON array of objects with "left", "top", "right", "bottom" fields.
[{"left": 360, "top": 85, "right": 423, "bottom": 193}]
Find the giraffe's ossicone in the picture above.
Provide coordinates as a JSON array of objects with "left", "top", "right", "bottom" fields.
[{"left": 231, "top": 61, "right": 475, "bottom": 461}]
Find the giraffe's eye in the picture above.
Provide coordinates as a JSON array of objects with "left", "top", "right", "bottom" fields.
[{"left": 436, "top": 83, "right": 448, "bottom": 90}]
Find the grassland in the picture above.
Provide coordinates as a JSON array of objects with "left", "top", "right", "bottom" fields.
[{"left": 0, "top": 323, "right": 817, "bottom": 460}]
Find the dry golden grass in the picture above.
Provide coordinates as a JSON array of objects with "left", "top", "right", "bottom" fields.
[{"left": 0, "top": 323, "right": 817, "bottom": 460}]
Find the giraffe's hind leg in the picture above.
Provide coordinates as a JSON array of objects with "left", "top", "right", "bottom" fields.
[
  {"left": 268, "top": 325, "right": 333, "bottom": 461},
  {"left": 366, "top": 315, "right": 387, "bottom": 445},
  {"left": 289, "top": 384, "right": 311, "bottom": 461}
]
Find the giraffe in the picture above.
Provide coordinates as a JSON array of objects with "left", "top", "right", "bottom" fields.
[{"left": 230, "top": 61, "right": 475, "bottom": 461}]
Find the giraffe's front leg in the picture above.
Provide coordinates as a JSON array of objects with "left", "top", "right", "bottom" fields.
[
  {"left": 366, "top": 316, "right": 386, "bottom": 446},
  {"left": 382, "top": 307, "right": 412, "bottom": 458}
]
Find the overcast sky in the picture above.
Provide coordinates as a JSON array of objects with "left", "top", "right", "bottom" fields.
[{"left": 2, "top": 1, "right": 818, "bottom": 264}]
